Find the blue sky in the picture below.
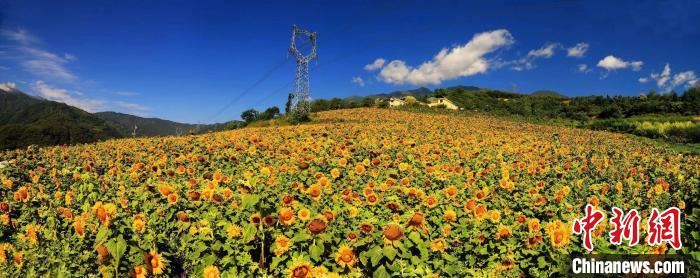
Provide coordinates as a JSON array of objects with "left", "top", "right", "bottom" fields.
[{"left": 1, "top": 0, "right": 699, "bottom": 123}]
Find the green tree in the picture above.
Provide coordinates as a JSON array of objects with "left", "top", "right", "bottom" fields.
[
  {"left": 241, "top": 109, "right": 259, "bottom": 123},
  {"left": 261, "top": 106, "right": 280, "bottom": 120}
]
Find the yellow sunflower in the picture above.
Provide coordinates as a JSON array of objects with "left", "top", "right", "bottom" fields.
[
  {"left": 145, "top": 249, "right": 167, "bottom": 275},
  {"left": 286, "top": 255, "right": 313, "bottom": 278},
  {"left": 335, "top": 244, "right": 356, "bottom": 268}
]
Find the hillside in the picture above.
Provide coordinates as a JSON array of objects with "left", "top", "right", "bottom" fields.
[
  {"left": 94, "top": 112, "right": 202, "bottom": 137},
  {"left": 0, "top": 108, "right": 696, "bottom": 276},
  {"left": 0, "top": 86, "right": 245, "bottom": 150},
  {"left": 0, "top": 87, "right": 121, "bottom": 150},
  {"left": 531, "top": 90, "right": 567, "bottom": 98}
]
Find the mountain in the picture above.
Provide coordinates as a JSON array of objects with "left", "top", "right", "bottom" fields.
[
  {"left": 445, "top": 85, "right": 481, "bottom": 91},
  {"left": 531, "top": 90, "right": 567, "bottom": 98},
  {"left": 0, "top": 85, "right": 244, "bottom": 150},
  {"left": 0, "top": 86, "right": 122, "bottom": 150},
  {"left": 370, "top": 87, "right": 433, "bottom": 98},
  {"left": 94, "top": 112, "right": 242, "bottom": 137},
  {"left": 95, "top": 112, "right": 200, "bottom": 137}
]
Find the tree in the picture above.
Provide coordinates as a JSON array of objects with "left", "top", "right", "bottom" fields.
[
  {"left": 261, "top": 106, "right": 280, "bottom": 120},
  {"left": 285, "top": 94, "right": 294, "bottom": 114},
  {"left": 241, "top": 109, "right": 259, "bottom": 123}
]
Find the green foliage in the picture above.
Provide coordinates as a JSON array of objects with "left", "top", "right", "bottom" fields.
[
  {"left": 0, "top": 90, "right": 121, "bottom": 150},
  {"left": 240, "top": 109, "right": 259, "bottom": 123}
]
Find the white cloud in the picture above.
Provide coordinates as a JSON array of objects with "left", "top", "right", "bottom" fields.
[
  {"left": 32, "top": 81, "right": 105, "bottom": 112},
  {"left": 0, "top": 82, "right": 17, "bottom": 91},
  {"left": 1, "top": 28, "right": 77, "bottom": 82},
  {"left": 351, "top": 76, "right": 365, "bottom": 87},
  {"left": 671, "top": 71, "right": 697, "bottom": 88},
  {"left": 577, "top": 64, "right": 591, "bottom": 73},
  {"left": 596, "top": 55, "right": 643, "bottom": 71},
  {"left": 567, "top": 43, "right": 589, "bottom": 58},
  {"left": 0, "top": 28, "right": 37, "bottom": 44},
  {"left": 64, "top": 53, "right": 77, "bottom": 61},
  {"left": 647, "top": 63, "right": 698, "bottom": 91},
  {"left": 364, "top": 58, "right": 386, "bottom": 71},
  {"left": 509, "top": 43, "right": 559, "bottom": 71},
  {"left": 638, "top": 77, "right": 648, "bottom": 83},
  {"left": 527, "top": 43, "right": 558, "bottom": 58},
  {"left": 114, "top": 101, "right": 149, "bottom": 116},
  {"left": 376, "top": 29, "right": 514, "bottom": 85},
  {"left": 650, "top": 64, "right": 671, "bottom": 87}
]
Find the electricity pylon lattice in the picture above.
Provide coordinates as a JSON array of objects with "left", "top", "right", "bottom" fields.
[{"left": 289, "top": 24, "right": 317, "bottom": 115}]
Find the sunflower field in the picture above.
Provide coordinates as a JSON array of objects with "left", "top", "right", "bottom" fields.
[{"left": 0, "top": 108, "right": 697, "bottom": 277}]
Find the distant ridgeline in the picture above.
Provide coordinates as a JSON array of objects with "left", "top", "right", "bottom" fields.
[
  {"left": 308, "top": 85, "right": 700, "bottom": 143},
  {"left": 2, "top": 83, "right": 699, "bottom": 151},
  {"left": 0, "top": 86, "right": 242, "bottom": 150}
]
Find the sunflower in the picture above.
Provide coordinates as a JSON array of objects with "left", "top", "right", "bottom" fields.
[
  {"left": 97, "top": 244, "right": 111, "bottom": 265},
  {"left": 278, "top": 207, "right": 295, "bottom": 226},
  {"left": 227, "top": 224, "right": 242, "bottom": 238},
  {"left": 528, "top": 218, "right": 541, "bottom": 232},
  {"left": 307, "top": 218, "right": 327, "bottom": 235},
  {"left": 444, "top": 186, "right": 458, "bottom": 199},
  {"left": 145, "top": 249, "right": 167, "bottom": 275},
  {"left": 330, "top": 168, "right": 341, "bottom": 179},
  {"left": 274, "top": 235, "right": 292, "bottom": 256},
  {"left": 157, "top": 184, "right": 174, "bottom": 196},
  {"left": 203, "top": 265, "right": 220, "bottom": 278},
  {"left": 423, "top": 196, "right": 438, "bottom": 208},
  {"left": 13, "top": 186, "right": 29, "bottom": 203},
  {"left": 360, "top": 223, "right": 374, "bottom": 234},
  {"left": 167, "top": 193, "right": 179, "bottom": 204},
  {"left": 383, "top": 223, "right": 404, "bottom": 246},
  {"left": 298, "top": 208, "right": 311, "bottom": 222},
  {"left": 249, "top": 213, "right": 262, "bottom": 224},
  {"left": 473, "top": 204, "right": 488, "bottom": 221},
  {"left": 545, "top": 220, "right": 571, "bottom": 248},
  {"left": 92, "top": 202, "right": 117, "bottom": 226},
  {"left": 489, "top": 210, "right": 501, "bottom": 223},
  {"left": 474, "top": 187, "right": 489, "bottom": 200},
  {"left": 398, "top": 162, "right": 410, "bottom": 171},
  {"left": 308, "top": 184, "right": 322, "bottom": 200},
  {"left": 464, "top": 199, "right": 476, "bottom": 211},
  {"left": 73, "top": 216, "right": 86, "bottom": 237},
  {"left": 444, "top": 210, "right": 457, "bottom": 222},
  {"left": 335, "top": 244, "right": 356, "bottom": 268},
  {"left": 132, "top": 214, "right": 147, "bottom": 234},
  {"left": 132, "top": 265, "right": 148, "bottom": 278},
  {"left": 366, "top": 194, "right": 379, "bottom": 205},
  {"left": 526, "top": 234, "right": 543, "bottom": 248},
  {"left": 354, "top": 164, "right": 366, "bottom": 175},
  {"left": 25, "top": 224, "right": 38, "bottom": 246},
  {"left": 430, "top": 238, "right": 447, "bottom": 253},
  {"left": 346, "top": 206, "right": 359, "bottom": 218},
  {"left": 496, "top": 226, "right": 512, "bottom": 240},
  {"left": 286, "top": 255, "right": 313, "bottom": 278}
]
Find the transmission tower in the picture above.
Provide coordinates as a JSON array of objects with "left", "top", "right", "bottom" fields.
[{"left": 289, "top": 24, "right": 317, "bottom": 115}]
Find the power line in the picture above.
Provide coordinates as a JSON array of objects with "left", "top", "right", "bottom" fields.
[{"left": 203, "top": 57, "right": 289, "bottom": 123}]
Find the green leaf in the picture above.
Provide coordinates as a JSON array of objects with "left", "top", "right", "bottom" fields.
[
  {"left": 241, "top": 194, "right": 261, "bottom": 210},
  {"left": 443, "top": 253, "right": 458, "bottom": 262},
  {"left": 373, "top": 265, "right": 390, "bottom": 278},
  {"left": 383, "top": 245, "right": 397, "bottom": 261},
  {"left": 370, "top": 246, "right": 383, "bottom": 266},
  {"left": 292, "top": 232, "right": 311, "bottom": 242},
  {"left": 95, "top": 226, "right": 110, "bottom": 246},
  {"left": 309, "top": 242, "right": 324, "bottom": 262},
  {"left": 408, "top": 231, "right": 422, "bottom": 244}
]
